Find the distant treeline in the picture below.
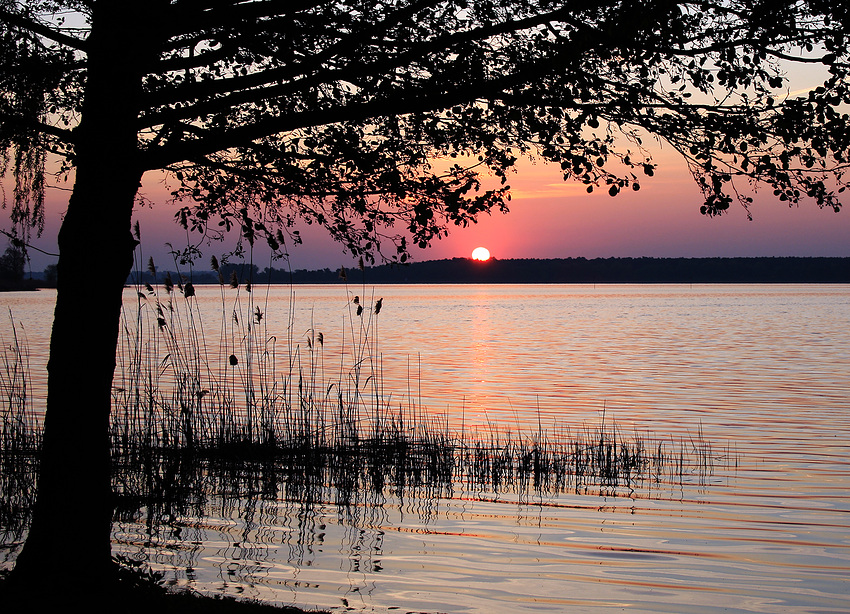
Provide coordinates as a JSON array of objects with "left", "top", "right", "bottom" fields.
[{"left": 124, "top": 256, "right": 850, "bottom": 286}]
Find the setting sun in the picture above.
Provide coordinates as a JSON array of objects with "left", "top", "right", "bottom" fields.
[{"left": 471, "top": 247, "right": 491, "bottom": 261}]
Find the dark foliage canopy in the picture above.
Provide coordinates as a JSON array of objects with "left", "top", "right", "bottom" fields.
[{"left": 2, "top": 0, "right": 849, "bottom": 258}]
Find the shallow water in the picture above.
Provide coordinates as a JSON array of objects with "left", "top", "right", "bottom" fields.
[{"left": 4, "top": 284, "right": 850, "bottom": 612}]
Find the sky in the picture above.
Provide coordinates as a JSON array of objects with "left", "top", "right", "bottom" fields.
[
  {"left": 5, "top": 9, "right": 848, "bottom": 273},
  {"left": 9, "top": 22, "right": 849, "bottom": 273},
  {"left": 21, "top": 143, "right": 849, "bottom": 273}
]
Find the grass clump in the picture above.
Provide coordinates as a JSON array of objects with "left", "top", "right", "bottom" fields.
[
  {"left": 0, "top": 315, "right": 40, "bottom": 548},
  {"left": 1, "top": 261, "right": 725, "bottom": 575}
]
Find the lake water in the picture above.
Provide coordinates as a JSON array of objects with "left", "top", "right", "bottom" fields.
[{"left": 3, "top": 284, "right": 850, "bottom": 612}]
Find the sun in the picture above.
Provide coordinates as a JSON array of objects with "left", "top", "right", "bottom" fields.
[{"left": 471, "top": 246, "right": 491, "bottom": 261}]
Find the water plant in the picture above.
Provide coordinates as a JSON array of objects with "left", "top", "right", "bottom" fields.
[
  {"left": 0, "top": 315, "right": 40, "bottom": 552},
  {"left": 1, "top": 265, "right": 726, "bottom": 566}
]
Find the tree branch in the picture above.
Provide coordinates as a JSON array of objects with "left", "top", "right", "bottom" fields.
[
  {"left": 0, "top": 8, "right": 88, "bottom": 51},
  {"left": 142, "top": 68, "right": 542, "bottom": 169},
  {"left": 0, "top": 228, "right": 59, "bottom": 257},
  {"left": 144, "top": 2, "right": 578, "bottom": 112},
  {"left": 164, "top": 0, "right": 330, "bottom": 39},
  {"left": 0, "top": 112, "right": 76, "bottom": 145}
]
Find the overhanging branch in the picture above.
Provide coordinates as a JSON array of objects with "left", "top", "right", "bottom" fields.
[
  {"left": 141, "top": 68, "right": 542, "bottom": 169},
  {"left": 0, "top": 9, "right": 89, "bottom": 51}
]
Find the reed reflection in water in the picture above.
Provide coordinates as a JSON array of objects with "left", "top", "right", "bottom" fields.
[{"left": 2, "top": 282, "right": 849, "bottom": 612}]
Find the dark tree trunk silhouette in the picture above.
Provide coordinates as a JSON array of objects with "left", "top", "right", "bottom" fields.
[{"left": 7, "top": 5, "right": 146, "bottom": 600}]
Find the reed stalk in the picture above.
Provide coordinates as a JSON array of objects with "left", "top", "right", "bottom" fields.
[{"left": 1, "top": 265, "right": 726, "bottom": 547}]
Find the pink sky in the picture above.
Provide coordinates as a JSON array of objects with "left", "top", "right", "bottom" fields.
[
  {"left": 25, "top": 147, "right": 850, "bottom": 272},
  {"left": 9, "top": 26, "right": 848, "bottom": 273}
]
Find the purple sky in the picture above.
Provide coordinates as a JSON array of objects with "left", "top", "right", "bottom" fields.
[{"left": 25, "top": 146, "right": 848, "bottom": 273}]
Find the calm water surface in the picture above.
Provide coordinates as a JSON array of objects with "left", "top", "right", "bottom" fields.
[{"left": 3, "top": 284, "right": 849, "bottom": 612}]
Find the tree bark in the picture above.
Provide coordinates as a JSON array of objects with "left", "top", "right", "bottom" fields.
[{"left": 6, "top": 4, "right": 148, "bottom": 605}]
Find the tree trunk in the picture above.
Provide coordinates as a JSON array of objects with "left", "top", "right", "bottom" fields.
[{"left": 6, "top": 5, "right": 146, "bottom": 606}]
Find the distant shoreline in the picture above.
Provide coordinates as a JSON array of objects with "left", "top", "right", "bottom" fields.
[
  {"left": 0, "top": 279, "right": 52, "bottom": 292},
  {"left": 132, "top": 256, "right": 850, "bottom": 285},
  {"left": 6, "top": 257, "right": 848, "bottom": 291}
]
